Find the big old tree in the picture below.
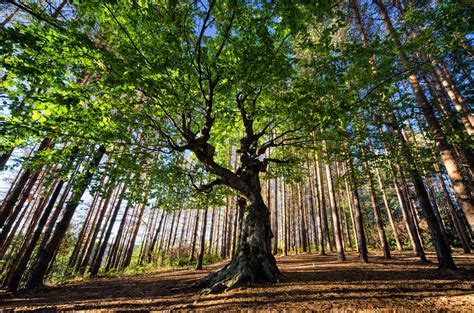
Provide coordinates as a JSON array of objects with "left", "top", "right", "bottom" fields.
[{"left": 1, "top": 0, "right": 334, "bottom": 292}]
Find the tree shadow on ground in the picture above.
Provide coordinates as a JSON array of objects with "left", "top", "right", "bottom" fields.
[{"left": 0, "top": 251, "right": 473, "bottom": 311}]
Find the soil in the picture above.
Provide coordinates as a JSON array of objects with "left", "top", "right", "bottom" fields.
[{"left": 1, "top": 250, "right": 473, "bottom": 311}]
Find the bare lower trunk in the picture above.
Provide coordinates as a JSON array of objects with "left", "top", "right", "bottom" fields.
[
  {"left": 325, "top": 161, "right": 346, "bottom": 261},
  {"left": 198, "top": 193, "right": 280, "bottom": 293}
]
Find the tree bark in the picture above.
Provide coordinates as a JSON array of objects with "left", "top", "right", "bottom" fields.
[
  {"left": 374, "top": 0, "right": 474, "bottom": 236},
  {"left": 325, "top": 160, "right": 346, "bottom": 261},
  {"left": 347, "top": 159, "right": 368, "bottom": 263},
  {"left": 25, "top": 145, "right": 106, "bottom": 289},
  {"left": 196, "top": 208, "right": 209, "bottom": 270}
]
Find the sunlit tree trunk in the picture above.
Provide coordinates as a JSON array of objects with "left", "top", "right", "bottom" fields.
[
  {"left": 347, "top": 158, "right": 368, "bottom": 263},
  {"left": 374, "top": 0, "right": 474, "bottom": 237},
  {"left": 25, "top": 145, "right": 106, "bottom": 289},
  {"left": 196, "top": 208, "right": 209, "bottom": 270},
  {"left": 325, "top": 158, "right": 345, "bottom": 261}
]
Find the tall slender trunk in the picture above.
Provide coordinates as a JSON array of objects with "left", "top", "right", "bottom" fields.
[
  {"left": 3, "top": 179, "right": 62, "bottom": 291},
  {"left": 438, "top": 174, "right": 471, "bottom": 253},
  {"left": 316, "top": 154, "right": 331, "bottom": 252},
  {"left": 106, "top": 201, "right": 131, "bottom": 271},
  {"left": 347, "top": 158, "right": 368, "bottom": 263},
  {"left": 383, "top": 105, "right": 453, "bottom": 267},
  {"left": 122, "top": 194, "right": 147, "bottom": 268},
  {"left": 297, "top": 183, "right": 308, "bottom": 252},
  {"left": 189, "top": 209, "right": 200, "bottom": 262},
  {"left": 196, "top": 208, "right": 209, "bottom": 270},
  {"left": 208, "top": 208, "right": 215, "bottom": 255},
  {"left": 376, "top": 168, "right": 403, "bottom": 251},
  {"left": 282, "top": 180, "right": 288, "bottom": 256},
  {"left": 25, "top": 145, "right": 106, "bottom": 289},
  {"left": 307, "top": 168, "right": 318, "bottom": 253},
  {"left": 89, "top": 184, "right": 126, "bottom": 276},
  {"left": 325, "top": 160, "right": 346, "bottom": 261},
  {"left": 0, "top": 138, "right": 52, "bottom": 227},
  {"left": 272, "top": 177, "right": 279, "bottom": 255},
  {"left": 374, "top": 0, "right": 474, "bottom": 236}
]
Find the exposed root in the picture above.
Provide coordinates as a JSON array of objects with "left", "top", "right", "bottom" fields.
[{"left": 197, "top": 253, "right": 281, "bottom": 294}]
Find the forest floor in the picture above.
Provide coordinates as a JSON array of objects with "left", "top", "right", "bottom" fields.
[{"left": 1, "top": 250, "right": 473, "bottom": 311}]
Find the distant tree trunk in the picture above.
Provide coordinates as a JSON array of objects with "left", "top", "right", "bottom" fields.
[
  {"left": 335, "top": 162, "right": 352, "bottom": 250},
  {"left": 347, "top": 158, "right": 369, "bottom": 263},
  {"left": 68, "top": 188, "right": 101, "bottom": 271},
  {"left": 364, "top": 157, "right": 391, "bottom": 259},
  {"left": 325, "top": 159, "right": 346, "bottom": 261},
  {"left": 208, "top": 208, "right": 215, "bottom": 255},
  {"left": 297, "top": 184, "right": 308, "bottom": 252},
  {"left": 189, "top": 209, "right": 200, "bottom": 262},
  {"left": 231, "top": 202, "right": 239, "bottom": 258},
  {"left": 213, "top": 208, "right": 221, "bottom": 256},
  {"left": 312, "top": 160, "right": 325, "bottom": 255},
  {"left": 307, "top": 168, "right": 318, "bottom": 253},
  {"left": 106, "top": 201, "right": 131, "bottom": 271},
  {"left": 282, "top": 180, "right": 288, "bottom": 256},
  {"left": 226, "top": 205, "right": 234, "bottom": 258},
  {"left": 272, "top": 177, "right": 279, "bottom": 255},
  {"left": 343, "top": 162, "right": 358, "bottom": 251},
  {"left": 25, "top": 145, "right": 106, "bottom": 289},
  {"left": 78, "top": 187, "right": 115, "bottom": 275},
  {"left": 90, "top": 184, "right": 126, "bottom": 276},
  {"left": 316, "top": 153, "right": 330, "bottom": 253},
  {"left": 157, "top": 211, "right": 169, "bottom": 252},
  {"left": 122, "top": 194, "right": 148, "bottom": 268},
  {"left": 426, "top": 178, "right": 452, "bottom": 254},
  {"left": 221, "top": 199, "right": 229, "bottom": 258},
  {"left": 196, "top": 208, "right": 209, "bottom": 270},
  {"left": 376, "top": 168, "right": 403, "bottom": 251}
]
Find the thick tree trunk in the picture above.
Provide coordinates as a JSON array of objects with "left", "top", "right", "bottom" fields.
[{"left": 198, "top": 192, "right": 280, "bottom": 293}]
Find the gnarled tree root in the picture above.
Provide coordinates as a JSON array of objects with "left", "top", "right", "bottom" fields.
[{"left": 197, "top": 253, "right": 281, "bottom": 294}]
